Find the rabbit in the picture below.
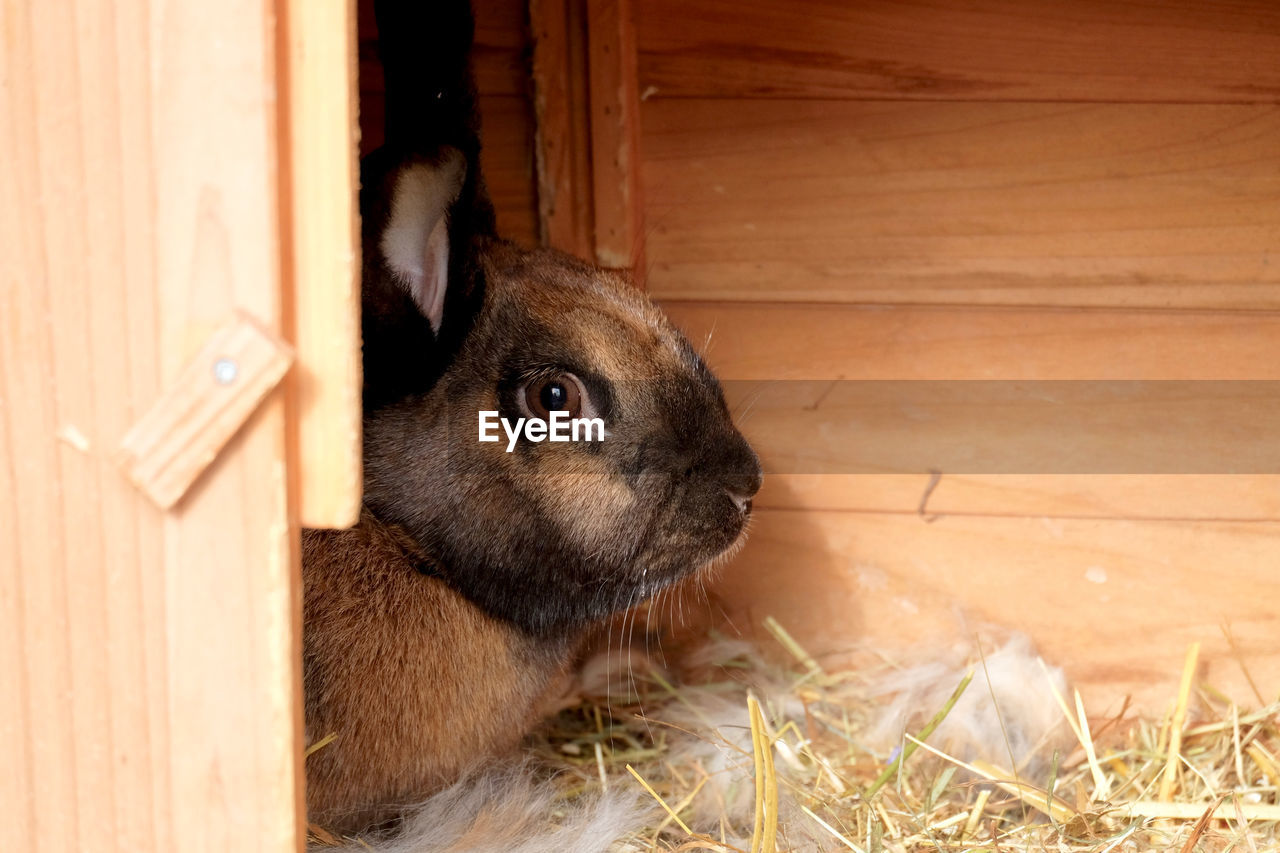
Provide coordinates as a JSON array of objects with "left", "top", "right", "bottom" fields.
[{"left": 301, "top": 146, "right": 763, "bottom": 834}]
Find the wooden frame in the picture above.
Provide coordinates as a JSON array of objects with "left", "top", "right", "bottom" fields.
[
  {"left": 530, "top": 0, "right": 647, "bottom": 278},
  {"left": 1, "top": 0, "right": 359, "bottom": 848}
]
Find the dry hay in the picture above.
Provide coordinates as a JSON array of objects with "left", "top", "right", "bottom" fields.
[{"left": 311, "top": 619, "right": 1280, "bottom": 852}]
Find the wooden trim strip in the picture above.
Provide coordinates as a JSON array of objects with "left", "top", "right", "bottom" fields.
[
  {"left": 530, "top": 0, "right": 596, "bottom": 258},
  {"left": 586, "top": 0, "right": 646, "bottom": 276},
  {"left": 280, "top": 0, "right": 362, "bottom": 529},
  {"left": 118, "top": 313, "right": 294, "bottom": 510}
]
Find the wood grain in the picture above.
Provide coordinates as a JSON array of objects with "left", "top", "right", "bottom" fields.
[
  {"left": 282, "top": 0, "right": 363, "bottom": 529},
  {"left": 587, "top": 0, "right": 647, "bottom": 273},
  {"left": 635, "top": 0, "right": 1280, "bottom": 103},
  {"left": 725, "top": 508, "right": 1280, "bottom": 713},
  {"left": 643, "top": 100, "right": 1280, "bottom": 309},
  {"left": 666, "top": 303, "right": 1280, "bottom": 519},
  {"left": 530, "top": 0, "right": 596, "bottom": 258},
  {"left": 1, "top": 0, "right": 301, "bottom": 849},
  {"left": 118, "top": 316, "right": 294, "bottom": 510},
  {"left": 478, "top": 94, "right": 542, "bottom": 247},
  {"left": 663, "top": 303, "right": 1280, "bottom": 381},
  {"left": 145, "top": 0, "right": 304, "bottom": 845},
  {"left": 723, "top": 379, "right": 1280, "bottom": 474},
  {"left": 754, "top": 474, "right": 1280, "bottom": 522}
]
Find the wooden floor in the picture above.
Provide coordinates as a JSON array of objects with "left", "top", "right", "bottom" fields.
[{"left": 360, "top": 0, "right": 1280, "bottom": 712}]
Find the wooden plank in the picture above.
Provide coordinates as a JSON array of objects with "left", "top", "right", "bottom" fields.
[
  {"left": 1, "top": 7, "right": 125, "bottom": 847},
  {"left": 2, "top": 1, "right": 171, "bottom": 847},
  {"left": 726, "top": 509, "right": 1280, "bottom": 713},
  {"left": 724, "top": 380, "right": 1280, "bottom": 484},
  {"left": 663, "top": 303, "right": 1280, "bottom": 381},
  {"left": 666, "top": 303, "right": 1280, "bottom": 519},
  {"left": 530, "top": 0, "right": 596, "bottom": 258},
  {"left": 282, "top": 0, "right": 362, "bottom": 529},
  {"left": 478, "top": 94, "right": 542, "bottom": 247},
  {"left": 587, "top": 0, "right": 646, "bottom": 273},
  {"left": 472, "top": 0, "right": 533, "bottom": 96},
  {"left": 118, "top": 316, "right": 294, "bottom": 510},
  {"left": 755, "top": 475, "right": 1280, "bottom": 522},
  {"left": 634, "top": 0, "right": 1280, "bottom": 103},
  {"left": 1, "top": 0, "right": 302, "bottom": 849},
  {"left": 643, "top": 101, "right": 1280, "bottom": 309},
  {"left": 152, "top": 0, "right": 301, "bottom": 844}
]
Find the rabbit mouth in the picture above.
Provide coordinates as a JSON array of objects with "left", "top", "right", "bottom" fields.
[
  {"left": 634, "top": 491, "right": 754, "bottom": 584},
  {"left": 685, "top": 511, "right": 754, "bottom": 580},
  {"left": 696, "top": 506, "right": 754, "bottom": 567}
]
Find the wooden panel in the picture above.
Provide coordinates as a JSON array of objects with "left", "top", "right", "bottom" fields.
[
  {"left": 118, "top": 316, "right": 294, "bottom": 510},
  {"left": 666, "top": 303, "right": 1280, "bottom": 519},
  {"left": 663, "top": 303, "right": 1280, "bottom": 381},
  {"left": 643, "top": 101, "right": 1280, "bottom": 309},
  {"left": 1, "top": 0, "right": 300, "bottom": 850},
  {"left": 635, "top": 0, "right": 1280, "bottom": 103},
  {"left": 528, "top": 0, "right": 648, "bottom": 271},
  {"left": 725, "top": 380, "right": 1280, "bottom": 469},
  {"left": 586, "top": 0, "right": 646, "bottom": 273},
  {"left": 480, "top": 94, "right": 541, "bottom": 246},
  {"left": 283, "top": 0, "right": 362, "bottom": 529},
  {"left": 0, "top": 6, "right": 147, "bottom": 845},
  {"left": 530, "top": 0, "right": 595, "bottom": 258},
  {"left": 755, "top": 475, "right": 1280, "bottom": 522},
  {"left": 726, "top": 509, "right": 1280, "bottom": 713},
  {"left": 140, "top": 0, "right": 303, "bottom": 844}
]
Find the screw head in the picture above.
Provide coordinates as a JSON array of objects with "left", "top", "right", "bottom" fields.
[{"left": 213, "top": 358, "right": 239, "bottom": 385}]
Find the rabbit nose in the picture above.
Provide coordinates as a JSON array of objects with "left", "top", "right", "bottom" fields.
[{"left": 722, "top": 455, "right": 763, "bottom": 514}]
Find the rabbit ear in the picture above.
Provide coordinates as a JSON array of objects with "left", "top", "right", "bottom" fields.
[{"left": 380, "top": 149, "right": 466, "bottom": 333}]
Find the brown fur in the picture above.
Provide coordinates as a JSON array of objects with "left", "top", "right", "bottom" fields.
[
  {"left": 302, "top": 513, "right": 574, "bottom": 832},
  {"left": 303, "top": 153, "right": 760, "bottom": 835}
]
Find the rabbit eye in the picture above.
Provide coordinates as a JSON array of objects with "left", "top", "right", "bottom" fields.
[{"left": 524, "top": 373, "right": 584, "bottom": 420}]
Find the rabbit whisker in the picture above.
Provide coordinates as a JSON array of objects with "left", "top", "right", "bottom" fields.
[
  {"left": 731, "top": 382, "right": 767, "bottom": 425},
  {"left": 701, "top": 321, "right": 717, "bottom": 358}
]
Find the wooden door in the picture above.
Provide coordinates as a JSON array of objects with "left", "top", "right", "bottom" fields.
[{"left": 0, "top": 0, "right": 359, "bottom": 849}]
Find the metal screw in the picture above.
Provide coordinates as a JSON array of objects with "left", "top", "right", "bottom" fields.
[{"left": 213, "top": 358, "right": 238, "bottom": 385}]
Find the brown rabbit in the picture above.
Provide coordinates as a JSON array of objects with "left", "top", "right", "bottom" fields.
[{"left": 302, "top": 149, "right": 762, "bottom": 833}]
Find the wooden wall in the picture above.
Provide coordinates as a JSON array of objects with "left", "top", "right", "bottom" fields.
[
  {"left": 358, "top": 0, "right": 1280, "bottom": 712},
  {"left": 639, "top": 0, "right": 1280, "bottom": 713}
]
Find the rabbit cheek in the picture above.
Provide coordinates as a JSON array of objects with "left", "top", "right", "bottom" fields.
[{"left": 530, "top": 465, "right": 637, "bottom": 553}]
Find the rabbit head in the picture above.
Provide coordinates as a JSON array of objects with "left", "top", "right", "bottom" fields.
[{"left": 359, "top": 149, "right": 762, "bottom": 639}]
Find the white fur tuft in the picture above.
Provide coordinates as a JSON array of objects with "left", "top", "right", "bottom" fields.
[
  {"left": 311, "top": 637, "right": 1068, "bottom": 853},
  {"left": 313, "top": 766, "right": 652, "bottom": 853},
  {"left": 867, "top": 634, "right": 1068, "bottom": 773}
]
